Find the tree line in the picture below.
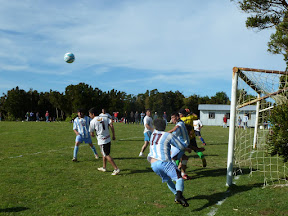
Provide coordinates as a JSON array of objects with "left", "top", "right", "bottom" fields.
[{"left": 0, "top": 83, "right": 230, "bottom": 121}]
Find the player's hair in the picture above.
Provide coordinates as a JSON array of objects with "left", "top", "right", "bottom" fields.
[
  {"left": 77, "top": 108, "right": 85, "bottom": 113},
  {"left": 178, "top": 108, "right": 187, "bottom": 116},
  {"left": 145, "top": 108, "right": 151, "bottom": 112},
  {"left": 171, "top": 112, "right": 179, "bottom": 117},
  {"left": 89, "top": 107, "right": 98, "bottom": 115},
  {"left": 153, "top": 119, "right": 166, "bottom": 131}
]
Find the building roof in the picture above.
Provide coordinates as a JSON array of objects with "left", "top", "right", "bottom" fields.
[{"left": 198, "top": 104, "right": 256, "bottom": 111}]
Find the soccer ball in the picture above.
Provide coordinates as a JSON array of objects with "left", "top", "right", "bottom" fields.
[{"left": 64, "top": 52, "right": 75, "bottom": 63}]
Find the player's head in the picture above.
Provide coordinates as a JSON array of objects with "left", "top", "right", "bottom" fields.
[
  {"left": 171, "top": 112, "right": 180, "bottom": 124},
  {"left": 101, "top": 108, "right": 106, "bottom": 114},
  {"left": 146, "top": 109, "right": 151, "bottom": 116},
  {"left": 77, "top": 108, "right": 85, "bottom": 118},
  {"left": 153, "top": 119, "right": 166, "bottom": 131},
  {"left": 88, "top": 107, "right": 98, "bottom": 118},
  {"left": 178, "top": 108, "right": 187, "bottom": 117}
]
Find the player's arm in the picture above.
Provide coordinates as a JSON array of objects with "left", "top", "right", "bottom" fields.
[
  {"left": 73, "top": 129, "right": 80, "bottom": 136},
  {"left": 170, "top": 134, "right": 186, "bottom": 151},
  {"left": 109, "top": 121, "right": 116, "bottom": 140},
  {"left": 89, "top": 122, "right": 95, "bottom": 137},
  {"left": 167, "top": 125, "right": 179, "bottom": 133},
  {"left": 145, "top": 123, "right": 153, "bottom": 132}
]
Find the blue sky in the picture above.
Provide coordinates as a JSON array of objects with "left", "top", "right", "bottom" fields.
[{"left": 0, "top": 0, "right": 286, "bottom": 98}]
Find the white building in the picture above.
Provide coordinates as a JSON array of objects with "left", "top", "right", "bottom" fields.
[{"left": 198, "top": 104, "right": 256, "bottom": 127}]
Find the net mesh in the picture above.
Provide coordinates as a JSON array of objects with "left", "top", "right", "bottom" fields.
[{"left": 233, "top": 68, "right": 288, "bottom": 186}]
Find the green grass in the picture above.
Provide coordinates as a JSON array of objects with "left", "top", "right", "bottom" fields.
[{"left": 0, "top": 122, "right": 287, "bottom": 215}]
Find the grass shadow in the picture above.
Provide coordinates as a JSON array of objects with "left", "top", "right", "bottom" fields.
[
  {"left": 0, "top": 207, "right": 29, "bottom": 213},
  {"left": 191, "top": 183, "right": 263, "bottom": 211}
]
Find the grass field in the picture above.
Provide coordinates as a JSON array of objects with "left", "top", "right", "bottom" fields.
[{"left": 0, "top": 122, "right": 287, "bottom": 216}]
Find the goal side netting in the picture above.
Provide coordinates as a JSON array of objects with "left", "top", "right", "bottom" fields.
[{"left": 226, "top": 67, "right": 288, "bottom": 187}]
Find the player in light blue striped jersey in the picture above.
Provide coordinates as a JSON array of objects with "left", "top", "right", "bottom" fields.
[
  {"left": 72, "top": 108, "right": 99, "bottom": 162},
  {"left": 147, "top": 119, "right": 189, "bottom": 207}
]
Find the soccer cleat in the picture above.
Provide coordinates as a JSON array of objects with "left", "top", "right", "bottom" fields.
[
  {"left": 111, "top": 168, "right": 120, "bottom": 175},
  {"left": 175, "top": 196, "right": 189, "bottom": 207},
  {"left": 182, "top": 174, "right": 192, "bottom": 180},
  {"left": 202, "top": 158, "right": 207, "bottom": 167},
  {"left": 139, "top": 152, "right": 145, "bottom": 157},
  {"left": 97, "top": 167, "right": 106, "bottom": 172},
  {"left": 72, "top": 157, "right": 77, "bottom": 162},
  {"left": 95, "top": 154, "right": 99, "bottom": 159},
  {"left": 203, "top": 143, "right": 206, "bottom": 146}
]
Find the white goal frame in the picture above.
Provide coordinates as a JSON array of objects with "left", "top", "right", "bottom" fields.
[{"left": 226, "top": 67, "right": 288, "bottom": 186}]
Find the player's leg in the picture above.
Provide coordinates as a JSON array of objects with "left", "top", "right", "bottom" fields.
[
  {"left": 88, "top": 141, "right": 99, "bottom": 159},
  {"left": 102, "top": 142, "right": 120, "bottom": 175},
  {"left": 139, "top": 131, "right": 151, "bottom": 157},
  {"left": 97, "top": 144, "right": 107, "bottom": 172},
  {"left": 180, "top": 154, "right": 190, "bottom": 179},
  {"left": 72, "top": 135, "right": 82, "bottom": 161},
  {"left": 190, "top": 137, "right": 207, "bottom": 167}
]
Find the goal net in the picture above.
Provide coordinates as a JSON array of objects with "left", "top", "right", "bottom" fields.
[{"left": 226, "top": 67, "right": 288, "bottom": 186}]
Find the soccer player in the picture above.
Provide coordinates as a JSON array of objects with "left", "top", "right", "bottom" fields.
[
  {"left": 139, "top": 109, "right": 153, "bottom": 157},
  {"left": 193, "top": 118, "right": 206, "bottom": 145},
  {"left": 72, "top": 108, "right": 99, "bottom": 162},
  {"left": 89, "top": 108, "right": 120, "bottom": 175},
  {"left": 148, "top": 119, "right": 189, "bottom": 207},
  {"left": 168, "top": 112, "right": 192, "bottom": 179},
  {"left": 179, "top": 109, "right": 207, "bottom": 167},
  {"left": 99, "top": 108, "right": 112, "bottom": 119}
]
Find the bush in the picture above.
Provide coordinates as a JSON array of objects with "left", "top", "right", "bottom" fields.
[
  {"left": 65, "top": 113, "right": 78, "bottom": 122},
  {"left": 267, "top": 102, "right": 288, "bottom": 162}
]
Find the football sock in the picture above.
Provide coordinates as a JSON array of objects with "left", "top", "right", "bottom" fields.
[
  {"left": 167, "top": 179, "right": 176, "bottom": 194},
  {"left": 200, "top": 137, "right": 205, "bottom": 143},
  {"left": 90, "top": 145, "right": 98, "bottom": 155},
  {"left": 175, "top": 178, "right": 184, "bottom": 192},
  {"left": 197, "top": 151, "right": 204, "bottom": 159},
  {"left": 73, "top": 146, "right": 79, "bottom": 158}
]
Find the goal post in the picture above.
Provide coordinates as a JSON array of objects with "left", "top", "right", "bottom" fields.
[{"left": 226, "top": 67, "right": 288, "bottom": 187}]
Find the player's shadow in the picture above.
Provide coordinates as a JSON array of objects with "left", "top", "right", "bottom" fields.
[
  {"left": 190, "top": 183, "right": 263, "bottom": 211},
  {"left": 0, "top": 207, "right": 29, "bottom": 213}
]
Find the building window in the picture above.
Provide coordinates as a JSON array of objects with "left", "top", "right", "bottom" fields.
[{"left": 209, "top": 112, "right": 215, "bottom": 119}]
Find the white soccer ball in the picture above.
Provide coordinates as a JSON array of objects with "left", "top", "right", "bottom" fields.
[{"left": 64, "top": 52, "right": 75, "bottom": 63}]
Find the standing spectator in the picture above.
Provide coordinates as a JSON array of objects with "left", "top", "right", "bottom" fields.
[
  {"left": 153, "top": 112, "right": 158, "bottom": 120},
  {"left": 36, "top": 112, "right": 40, "bottom": 122},
  {"left": 72, "top": 108, "right": 99, "bottom": 162},
  {"left": 223, "top": 115, "right": 228, "bottom": 128},
  {"left": 124, "top": 111, "right": 128, "bottom": 124},
  {"left": 139, "top": 109, "right": 153, "bottom": 157},
  {"left": 30, "top": 111, "right": 34, "bottom": 121},
  {"left": 238, "top": 116, "right": 242, "bottom": 128},
  {"left": 26, "top": 111, "right": 30, "bottom": 121},
  {"left": 140, "top": 111, "right": 145, "bottom": 125},
  {"left": 243, "top": 114, "right": 249, "bottom": 129},
  {"left": 163, "top": 111, "right": 167, "bottom": 125},
  {"left": 89, "top": 107, "right": 120, "bottom": 175},
  {"left": 45, "top": 111, "right": 49, "bottom": 122},
  {"left": 130, "top": 111, "right": 134, "bottom": 124},
  {"left": 113, "top": 112, "right": 119, "bottom": 122},
  {"left": 135, "top": 111, "right": 139, "bottom": 124}
]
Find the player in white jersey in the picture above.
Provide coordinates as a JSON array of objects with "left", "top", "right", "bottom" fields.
[
  {"left": 193, "top": 118, "right": 206, "bottom": 145},
  {"left": 168, "top": 112, "right": 191, "bottom": 179},
  {"left": 148, "top": 119, "right": 189, "bottom": 207},
  {"left": 139, "top": 109, "right": 153, "bottom": 157},
  {"left": 72, "top": 109, "right": 99, "bottom": 162},
  {"left": 89, "top": 108, "right": 120, "bottom": 176},
  {"left": 99, "top": 108, "right": 112, "bottom": 119}
]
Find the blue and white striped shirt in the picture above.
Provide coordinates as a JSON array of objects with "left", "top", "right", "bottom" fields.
[
  {"left": 148, "top": 130, "right": 186, "bottom": 162},
  {"left": 173, "top": 120, "right": 190, "bottom": 147},
  {"left": 73, "top": 116, "right": 91, "bottom": 139}
]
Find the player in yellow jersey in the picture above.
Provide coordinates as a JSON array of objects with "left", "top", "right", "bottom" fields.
[{"left": 179, "top": 108, "right": 207, "bottom": 167}]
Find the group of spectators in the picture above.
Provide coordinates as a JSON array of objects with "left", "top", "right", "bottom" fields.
[{"left": 25, "top": 111, "right": 51, "bottom": 122}]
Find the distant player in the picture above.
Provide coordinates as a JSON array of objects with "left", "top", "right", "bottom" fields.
[
  {"left": 89, "top": 108, "right": 120, "bottom": 175},
  {"left": 72, "top": 108, "right": 99, "bottom": 162},
  {"left": 99, "top": 108, "right": 112, "bottom": 119},
  {"left": 179, "top": 108, "right": 207, "bottom": 167},
  {"left": 139, "top": 109, "right": 153, "bottom": 157},
  {"left": 148, "top": 119, "right": 189, "bottom": 207},
  {"left": 193, "top": 118, "right": 206, "bottom": 145}
]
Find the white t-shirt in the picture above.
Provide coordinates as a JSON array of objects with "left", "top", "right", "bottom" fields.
[
  {"left": 89, "top": 116, "right": 112, "bottom": 145},
  {"left": 193, "top": 119, "right": 203, "bottom": 132},
  {"left": 243, "top": 116, "right": 248, "bottom": 123},
  {"left": 143, "top": 116, "right": 153, "bottom": 133},
  {"left": 99, "top": 113, "right": 112, "bottom": 119}
]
